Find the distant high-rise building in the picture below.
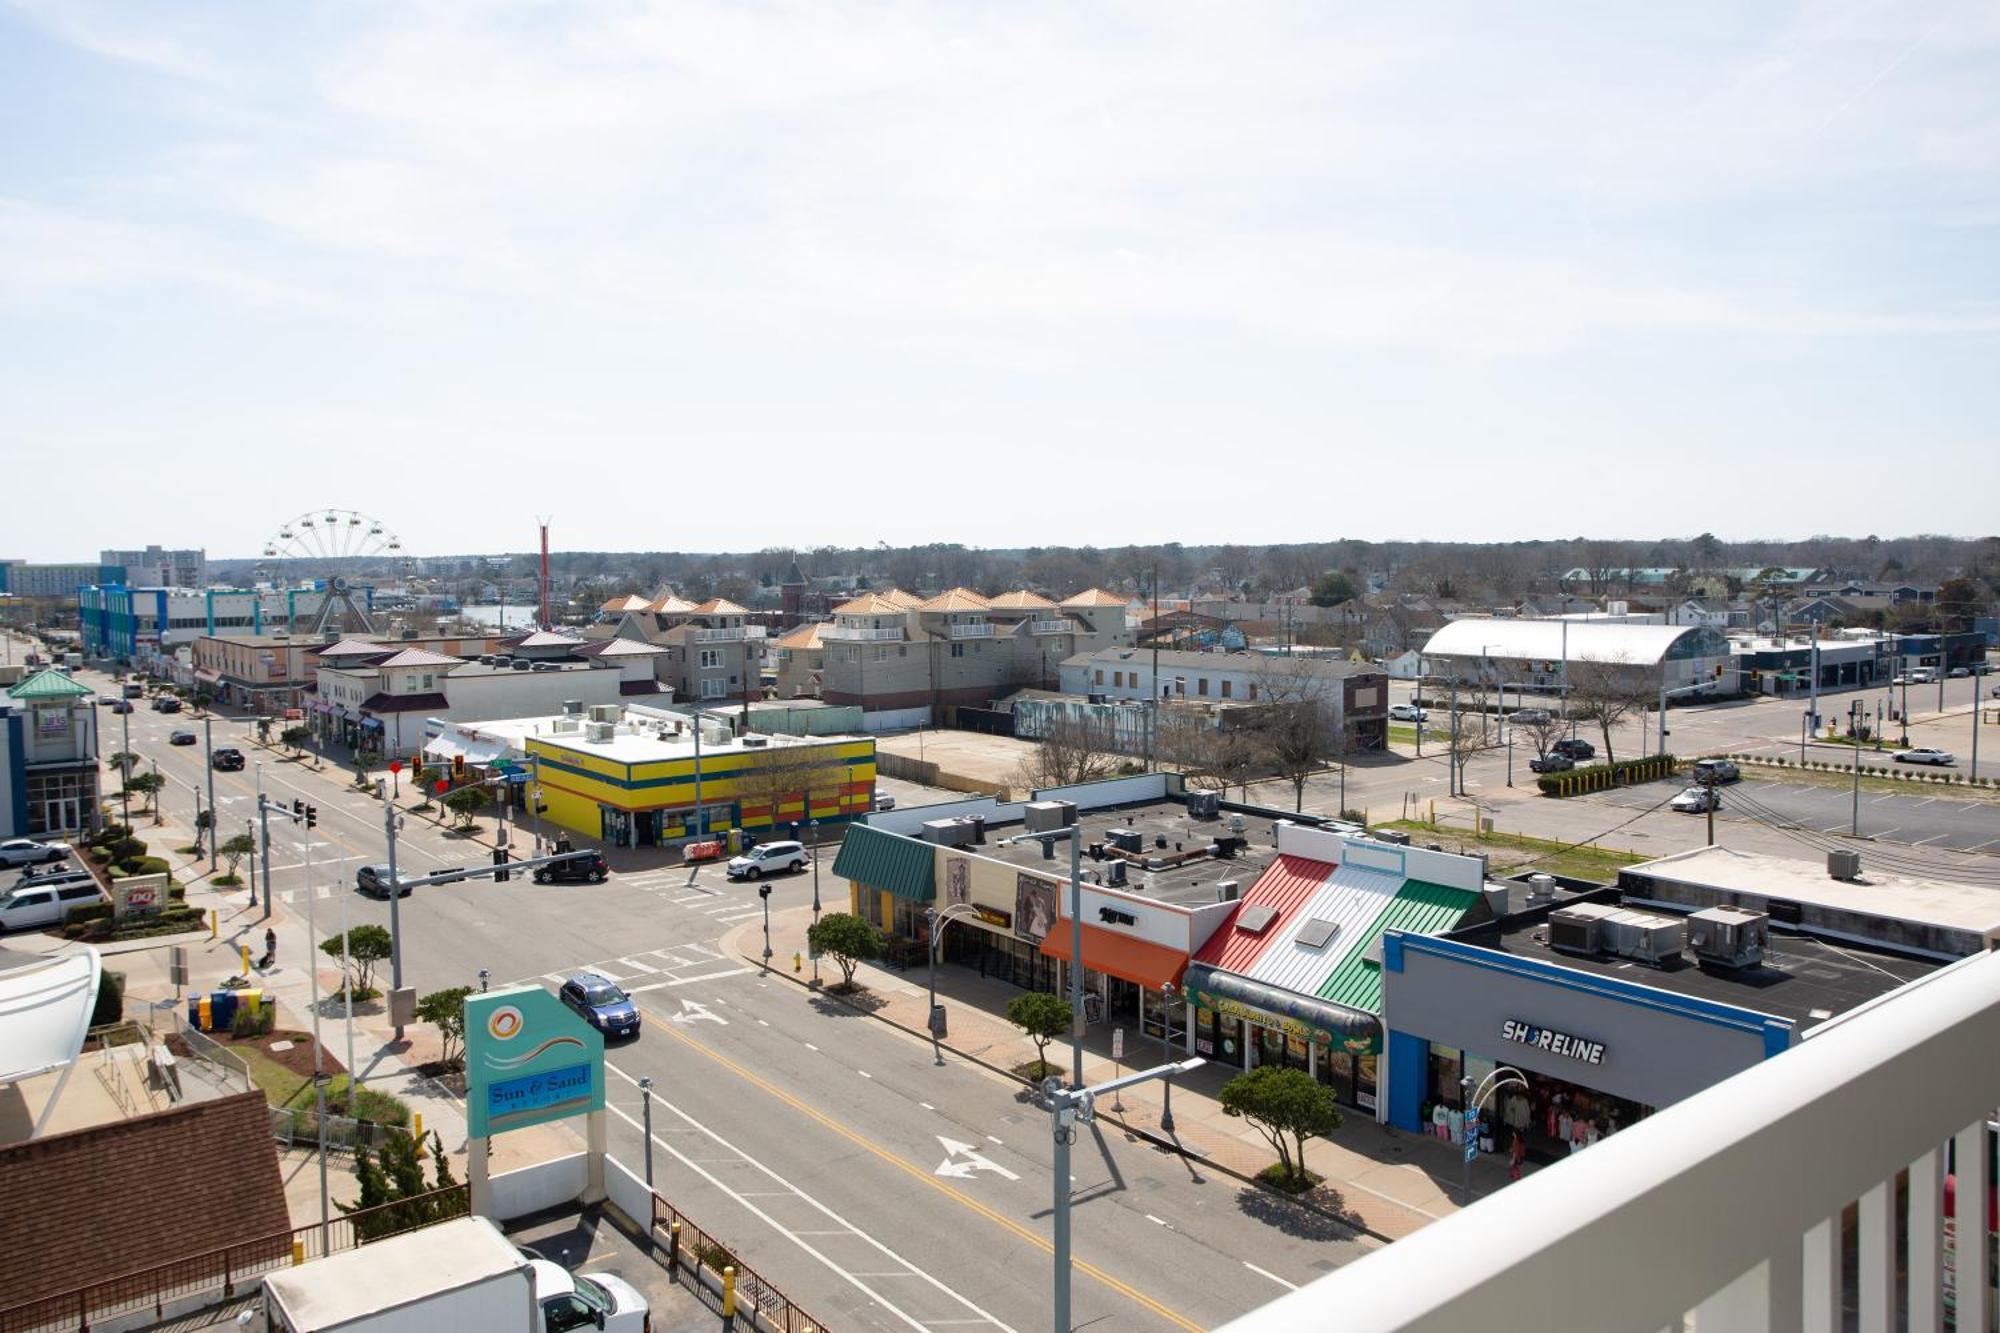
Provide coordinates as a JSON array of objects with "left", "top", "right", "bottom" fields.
[{"left": 100, "top": 546, "right": 206, "bottom": 589}]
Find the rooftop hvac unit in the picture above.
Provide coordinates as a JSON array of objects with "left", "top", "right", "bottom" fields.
[
  {"left": 1227, "top": 814, "right": 1246, "bottom": 833},
  {"left": 562, "top": 700, "right": 585, "bottom": 715},
  {"left": 1186, "top": 791, "right": 1220, "bottom": 819},
  {"left": 1524, "top": 873, "right": 1558, "bottom": 907},
  {"left": 1827, "top": 849, "right": 1862, "bottom": 881},
  {"left": 970, "top": 816, "right": 986, "bottom": 845},
  {"left": 1688, "top": 905, "right": 1769, "bottom": 969},
  {"left": 741, "top": 736, "right": 769, "bottom": 747},
  {"left": 1548, "top": 903, "right": 1619, "bottom": 956},
  {"left": 1024, "top": 800, "right": 1078, "bottom": 834},
  {"left": 1216, "top": 879, "right": 1241, "bottom": 901},
  {"left": 921, "top": 818, "right": 976, "bottom": 847},
  {"left": 588, "top": 704, "right": 621, "bottom": 724},
  {"left": 1602, "top": 909, "right": 1685, "bottom": 967},
  {"left": 1210, "top": 835, "right": 1248, "bottom": 859},
  {"left": 584, "top": 721, "right": 616, "bottom": 742},
  {"left": 1105, "top": 828, "right": 1144, "bottom": 854},
  {"left": 1373, "top": 829, "right": 1412, "bottom": 846},
  {"left": 552, "top": 718, "right": 580, "bottom": 733},
  {"left": 1105, "top": 859, "right": 1127, "bottom": 887}
]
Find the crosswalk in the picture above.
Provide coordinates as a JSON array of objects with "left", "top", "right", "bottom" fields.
[{"left": 515, "top": 941, "right": 754, "bottom": 994}]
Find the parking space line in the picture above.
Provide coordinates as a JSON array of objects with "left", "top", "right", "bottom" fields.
[{"left": 540, "top": 973, "right": 568, "bottom": 985}]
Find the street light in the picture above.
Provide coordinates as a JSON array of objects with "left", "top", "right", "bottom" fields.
[
  {"left": 1158, "top": 982, "right": 1179, "bottom": 1134},
  {"left": 809, "top": 818, "right": 821, "bottom": 986},
  {"left": 1001, "top": 825, "right": 1086, "bottom": 1090},
  {"left": 638, "top": 1076, "right": 656, "bottom": 1187},
  {"left": 759, "top": 882, "right": 773, "bottom": 967}
]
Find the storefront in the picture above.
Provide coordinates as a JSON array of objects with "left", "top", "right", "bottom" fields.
[{"left": 1380, "top": 931, "right": 1795, "bottom": 1151}]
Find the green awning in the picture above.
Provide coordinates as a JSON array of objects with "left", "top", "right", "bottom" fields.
[
  {"left": 831, "top": 824, "right": 935, "bottom": 903},
  {"left": 6, "top": 669, "right": 91, "bottom": 701},
  {"left": 1184, "top": 964, "right": 1381, "bottom": 1054},
  {"left": 1319, "top": 878, "right": 1480, "bottom": 1015}
]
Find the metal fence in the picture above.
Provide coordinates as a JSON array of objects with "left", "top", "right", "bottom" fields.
[
  {"left": 650, "top": 1191, "right": 829, "bottom": 1332},
  {"left": 269, "top": 1105, "right": 406, "bottom": 1155},
  {"left": 0, "top": 1185, "right": 468, "bottom": 1333},
  {"left": 167, "top": 1012, "right": 253, "bottom": 1094}
]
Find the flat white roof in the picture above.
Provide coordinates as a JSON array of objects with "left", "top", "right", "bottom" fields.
[
  {"left": 450, "top": 710, "right": 862, "bottom": 764},
  {"left": 1633, "top": 846, "right": 2000, "bottom": 934},
  {"left": 1423, "top": 617, "right": 1712, "bottom": 667},
  {"left": 262, "top": 1217, "right": 521, "bottom": 1322}
]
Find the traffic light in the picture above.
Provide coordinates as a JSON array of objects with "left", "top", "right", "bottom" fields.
[
  {"left": 305, "top": 805, "right": 318, "bottom": 829},
  {"left": 452, "top": 754, "right": 466, "bottom": 780},
  {"left": 291, "top": 798, "right": 305, "bottom": 821},
  {"left": 492, "top": 848, "right": 510, "bottom": 883}
]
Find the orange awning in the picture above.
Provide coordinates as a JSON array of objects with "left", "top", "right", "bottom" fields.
[{"left": 1037, "top": 923, "right": 1187, "bottom": 991}]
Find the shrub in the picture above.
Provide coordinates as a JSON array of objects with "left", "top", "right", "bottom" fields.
[
  {"left": 66, "top": 902, "right": 113, "bottom": 927},
  {"left": 109, "top": 837, "right": 147, "bottom": 863},
  {"left": 91, "top": 970, "right": 126, "bottom": 1026},
  {"left": 87, "top": 846, "right": 111, "bottom": 863},
  {"left": 119, "top": 855, "right": 171, "bottom": 878},
  {"left": 231, "top": 998, "right": 275, "bottom": 1037}
]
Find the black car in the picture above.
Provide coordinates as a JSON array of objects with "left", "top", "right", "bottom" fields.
[
  {"left": 533, "top": 848, "right": 609, "bottom": 884},
  {"left": 1552, "top": 738, "right": 1596, "bottom": 761},
  {"left": 211, "top": 748, "right": 246, "bottom": 772},
  {"left": 150, "top": 697, "right": 183, "bottom": 713},
  {"left": 355, "top": 864, "right": 414, "bottom": 898},
  {"left": 168, "top": 729, "right": 197, "bottom": 746}
]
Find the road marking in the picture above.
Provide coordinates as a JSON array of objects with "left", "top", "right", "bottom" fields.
[
  {"left": 920, "top": 1102, "right": 935, "bottom": 1111},
  {"left": 758, "top": 1018, "right": 769, "bottom": 1026},
  {"left": 617, "top": 956, "right": 660, "bottom": 974},
  {"left": 986, "top": 1134, "right": 1003, "bottom": 1144},
  {"left": 649, "top": 1021, "right": 1200, "bottom": 1330},
  {"left": 714, "top": 910, "right": 764, "bottom": 923},
  {"left": 858, "top": 1069, "right": 872, "bottom": 1078},
  {"left": 601, "top": 1063, "right": 1016, "bottom": 1333},
  {"left": 540, "top": 973, "right": 569, "bottom": 985},
  {"left": 1244, "top": 1262, "right": 1298, "bottom": 1291},
  {"left": 630, "top": 967, "right": 751, "bottom": 992},
  {"left": 667, "top": 998, "right": 727, "bottom": 1025},
  {"left": 933, "top": 1137, "right": 1018, "bottom": 1181},
  {"left": 588, "top": 962, "right": 628, "bottom": 981},
  {"left": 1145, "top": 1214, "right": 1168, "bottom": 1227},
  {"left": 668, "top": 894, "right": 712, "bottom": 904},
  {"left": 804, "top": 1042, "right": 819, "bottom": 1051},
  {"left": 1915, "top": 834, "right": 1952, "bottom": 846}
]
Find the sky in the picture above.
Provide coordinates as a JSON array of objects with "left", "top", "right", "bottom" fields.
[{"left": 3, "top": 1, "right": 1998, "bottom": 562}]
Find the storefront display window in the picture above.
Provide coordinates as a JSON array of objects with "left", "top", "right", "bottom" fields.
[{"left": 1429, "top": 1045, "right": 1463, "bottom": 1107}]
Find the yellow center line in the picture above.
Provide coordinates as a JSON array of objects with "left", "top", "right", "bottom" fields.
[{"left": 652, "top": 1016, "right": 1201, "bottom": 1332}]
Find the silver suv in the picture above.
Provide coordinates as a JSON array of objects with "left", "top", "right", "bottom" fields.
[
  {"left": 726, "top": 840, "right": 807, "bottom": 880},
  {"left": 1690, "top": 758, "right": 1740, "bottom": 785}
]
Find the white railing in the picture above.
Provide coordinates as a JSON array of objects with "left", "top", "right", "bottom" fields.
[
  {"left": 948, "top": 622, "right": 995, "bottom": 639},
  {"left": 821, "top": 624, "right": 903, "bottom": 642},
  {"left": 1029, "top": 620, "right": 1073, "bottom": 635},
  {"left": 691, "top": 625, "right": 766, "bottom": 642},
  {"left": 1220, "top": 949, "right": 2000, "bottom": 1333}
]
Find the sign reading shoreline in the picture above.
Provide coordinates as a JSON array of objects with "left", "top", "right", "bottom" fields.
[
  {"left": 465, "top": 985, "right": 605, "bottom": 1138},
  {"left": 1501, "top": 1018, "right": 1606, "bottom": 1065}
]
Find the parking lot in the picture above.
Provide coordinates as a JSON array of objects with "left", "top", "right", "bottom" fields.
[{"left": 1598, "top": 773, "right": 2000, "bottom": 854}]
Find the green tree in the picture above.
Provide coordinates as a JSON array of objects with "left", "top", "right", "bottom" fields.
[
  {"left": 124, "top": 770, "right": 164, "bottom": 814},
  {"left": 1219, "top": 1065, "right": 1344, "bottom": 1188},
  {"left": 219, "top": 832, "right": 257, "bottom": 879},
  {"left": 1308, "top": 570, "right": 1358, "bottom": 607},
  {"left": 1005, "top": 991, "right": 1074, "bottom": 1077},
  {"left": 279, "top": 724, "right": 312, "bottom": 755},
  {"left": 805, "top": 912, "right": 883, "bottom": 991},
  {"left": 415, "top": 986, "right": 474, "bottom": 1070},
  {"left": 341, "top": 1130, "right": 466, "bottom": 1239},
  {"left": 107, "top": 751, "right": 141, "bottom": 780},
  {"left": 321, "top": 924, "right": 394, "bottom": 997},
  {"left": 442, "top": 786, "right": 487, "bottom": 830}
]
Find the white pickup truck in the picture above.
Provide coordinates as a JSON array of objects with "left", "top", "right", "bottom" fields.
[{"left": 263, "top": 1216, "right": 650, "bottom": 1333}]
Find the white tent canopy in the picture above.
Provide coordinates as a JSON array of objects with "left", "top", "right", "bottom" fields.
[
  {"left": 0, "top": 949, "right": 101, "bottom": 1086},
  {"left": 1421, "top": 618, "right": 1707, "bottom": 668}
]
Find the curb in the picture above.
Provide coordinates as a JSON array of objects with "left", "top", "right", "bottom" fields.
[{"left": 738, "top": 942, "right": 1397, "bottom": 1245}]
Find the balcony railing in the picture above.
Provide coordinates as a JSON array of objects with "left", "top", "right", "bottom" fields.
[
  {"left": 1220, "top": 949, "right": 2000, "bottom": 1333},
  {"left": 690, "top": 625, "right": 767, "bottom": 643},
  {"left": 947, "top": 622, "right": 995, "bottom": 639},
  {"left": 821, "top": 624, "right": 903, "bottom": 642},
  {"left": 1029, "top": 619, "right": 1073, "bottom": 635}
]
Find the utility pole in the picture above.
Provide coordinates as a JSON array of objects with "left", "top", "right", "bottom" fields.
[
  {"left": 380, "top": 779, "right": 407, "bottom": 1041},
  {"left": 246, "top": 817, "right": 258, "bottom": 907},
  {"left": 257, "top": 766, "right": 273, "bottom": 923},
  {"left": 203, "top": 713, "right": 218, "bottom": 872},
  {"left": 1149, "top": 565, "right": 1160, "bottom": 773},
  {"left": 1850, "top": 699, "right": 1864, "bottom": 837},
  {"left": 119, "top": 706, "right": 131, "bottom": 827}
]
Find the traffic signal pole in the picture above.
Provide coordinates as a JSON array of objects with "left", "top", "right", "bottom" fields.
[{"left": 380, "top": 779, "right": 407, "bottom": 1041}]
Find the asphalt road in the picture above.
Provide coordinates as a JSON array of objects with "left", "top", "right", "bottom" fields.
[
  {"left": 1597, "top": 774, "right": 2000, "bottom": 855},
  {"left": 62, "top": 659, "right": 1372, "bottom": 1330}
]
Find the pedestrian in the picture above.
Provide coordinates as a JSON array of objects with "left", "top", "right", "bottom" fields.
[
  {"left": 1508, "top": 1131, "right": 1526, "bottom": 1182},
  {"left": 261, "top": 927, "right": 277, "bottom": 970}
]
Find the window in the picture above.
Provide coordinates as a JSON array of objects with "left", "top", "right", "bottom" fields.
[
  {"left": 1198, "top": 678, "right": 1209, "bottom": 696},
  {"left": 701, "top": 679, "right": 727, "bottom": 698},
  {"left": 873, "top": 646, "right": 889, "bottom": 662},
  {"left": 1220, "top": 679, "right": 1232, "bottom": 698},
  {"left": 1248, "top": 684, "right": 1258, "bottom": 700},
  {"left": 699, "top": 649, "right": 723, "bottom": 669},
  {"left": 405, "top": 675, "right": 419, "bottom": 690},
  {"left": 950, "top": 643, "right": 965, "bottom": 658},
  {"left": 1094, "top": 669, "right": 1104, "bottom": 684},
  {"left": 1112, "top": 671, "right": 1124, "bottom": 687},
  {"left": 422, "top": 673, "right": 434, "bottom": 689}
]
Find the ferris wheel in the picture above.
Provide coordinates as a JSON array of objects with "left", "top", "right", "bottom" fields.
[{"left": 259, "top": 509, "right": 408, "bottom": 634}]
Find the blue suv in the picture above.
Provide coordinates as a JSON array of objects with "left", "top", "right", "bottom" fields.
[{"left": 559, "top": 972, "right": 640, "bottom": 1040}]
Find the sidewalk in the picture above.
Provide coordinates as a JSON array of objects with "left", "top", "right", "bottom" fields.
[{"left": 725, "top": 905, "right": 1523, "bottom": 1241}]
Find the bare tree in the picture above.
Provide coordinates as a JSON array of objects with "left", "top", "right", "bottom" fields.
[
  {"left": 1252, "top": 657, "right": 1342, "bottom": 812},
  {"left": 1016, "top": 712, "right": 1119, "bottom": 790},
  {"left": 1566, "top": 656, "right": 1648, "bottom": 768},
  {"left": 1518, "top": 710, "right": 1570, "bottom": 761},
  {"left": 1445, "top": 709, "right": 1488, "bottom": 795}
]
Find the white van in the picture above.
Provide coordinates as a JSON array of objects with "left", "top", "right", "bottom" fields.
[{"left": 0, "top": 880, "right": 104, "bottom": 933}]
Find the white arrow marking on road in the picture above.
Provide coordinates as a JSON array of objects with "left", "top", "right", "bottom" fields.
[
  {"left": 934, "top": 1136, "right": 1019, "bottom": 1181},
  {"left": 672, "top": 998, "right": 727, "bottom": 1026}
]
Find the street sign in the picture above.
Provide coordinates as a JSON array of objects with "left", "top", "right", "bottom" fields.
[
  {"left": 388, "top": 760, "right": 403, "bottom": 775},
  {"left": 505, "top": 770, "right": 531, "bottom": 784},
  {"left": 434, "top": 779, "right": 449, "bottom": 795},
  {"left": 1464, "top": 1110, "right": 1481, "bottom": 1162},
  {"left": 1112, "top": 1027, "right": 1125, "bottom": 1060}
]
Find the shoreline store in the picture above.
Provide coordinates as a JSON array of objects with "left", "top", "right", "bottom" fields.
[
  {"left": 1180, "top": 825, "right": 1488, "bottom": 1114},
  {"left": 1379, "top": 931, "right": 1796, "bottom": 1157}
]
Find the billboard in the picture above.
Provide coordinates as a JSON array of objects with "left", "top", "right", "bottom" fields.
[{"left": 464, "top": 985, "right": 605, "bottom": 1138}]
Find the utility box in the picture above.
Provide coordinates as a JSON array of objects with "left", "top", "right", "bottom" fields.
[
  {"left": 1024, "top": 800, "right": 1078, "bottom": 834},
  {"left": 389, "top": 986, "right": 417, "bottom": 1027}
]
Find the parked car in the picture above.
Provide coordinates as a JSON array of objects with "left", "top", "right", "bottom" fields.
[
  {"left": 558, "top": 972, "right": 640, "bottom": 1039},
  {"left": 1529, "top": 753, "right": 1574, "bottom": 774},
  {"left": 526, "top": 1257, "right": 650, "bottom": 1333},
  {"left": 1388, "top": 703, "right": 1428, "bottom": 722},
  {"left": 1893, "top": 747, "right": 1955, "bottom": 766},
  {"left": 727, "top": 840, "right": 807, "bottom": 880},
  {"left": 168, "top": 729, "right": 197, "bottom": 745},
  {"left": 1553, "top": 738, "right": 1596, "bottom": 760},
  {"left": 1949, "top": 667, "right": 1971, "bottom": 679},
  {"left": 1511, "top": 707, "right": 1552, "bottom": 725},
  {"left": 8, "top": 865, "right": 94, "bottom": 892},
  {"left": 1, "top": 880, "right": 104, "bottom": 933},
  {"left": 1669, "top": 786, "right": 1720, "bottom": 814},
  {"left": 1690, "top": 758, "right": 1740, "bottom": 785},
  {"left": 532, "top": 847, "right": 609, "bottom": 884},
  {"left": 211, "top": 747, "right": 246, "bottom": 771},
  {"left": 355, "top": 864, "right": 414, "bottom": 898},
  {"left": 0, "top": 837, "right": 71, "bottom": 867},
  {"left": 150, "top": 696, "right": 182, "bottom": 713},
  {"left": 123, "top": 682, "right": 145, "bottom": 698},
  {"left": 875, "top": 794, "right": 897, "bottom": 811}
]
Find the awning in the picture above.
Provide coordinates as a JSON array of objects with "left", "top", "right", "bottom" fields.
[
  {"left": 1183, "top": 963, "right": 1381, "bottom": 1054},
  {"left": 423, "top": 734, "right": 509, "bottom": 765},
  {"left": 0, "top": 949, "right": 102, "bottom": 1084},
  {"left": 831, "top": 824, "right": 934, "bottom": 902},
  {"left": 1038, "top": 923, "right": 1186, "bottom": 992}
]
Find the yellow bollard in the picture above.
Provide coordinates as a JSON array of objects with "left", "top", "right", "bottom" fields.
[
  {"left": 413, "top": 1112, "right": 425, "bottom": 1156},
  {"left": 793, "top": 951, "right": 802, "bottom": 974},
  {"left": 209, "top": 909, "right": 218, "bottom": 940},
  {"left": 722, "top": 1266, "right": 737, "bottom": 1319},
  {"left": 240, "top": 944, "right": 250, "bottom": 975},
  {"left": 291, "top": 1240, "right": 305, "bottom": 1266}
]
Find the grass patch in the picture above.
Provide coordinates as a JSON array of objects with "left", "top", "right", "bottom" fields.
[
  {"left": 1377, "top": 820, "right": 1643, "bottom": 882},
  {"left": 1386, "top": 724, "right": 1449, "bottom": 746},
  {"left": 279, "top": 1073, "right": 410, "bottom": 1126},
  {"left": 212, "top": 873, "right": 242, "bottom": 886},
  {"left": 237, "top": 1042, "right": 313, "bottom": 1107},
  {"left": 1254, "top": 1163, "right": 1324, "bottom": 1194},
  {"left": 1011, "top": 1058, "right": 1062, "bottom": 1082}
]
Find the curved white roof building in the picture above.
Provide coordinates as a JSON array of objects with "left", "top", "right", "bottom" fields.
[{"left": 1421, "top": 618, "right": 1730, "bottom": 668}]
